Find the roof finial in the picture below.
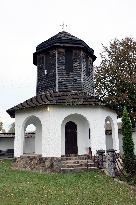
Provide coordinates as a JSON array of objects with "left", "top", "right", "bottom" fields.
[{"left": 60, "top": 22, "right": 67, "bottom": 31}]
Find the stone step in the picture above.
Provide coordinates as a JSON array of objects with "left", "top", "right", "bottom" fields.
[
  {"left": 61, "top": 160, "right": 95, "bottom": 167},
  {"left": 61, "top": 157, "right": 96, "bottom": 171},
  {"left": 61, "top": 155, "right": 91, "bottom": 161},
  {"left": 61, "top": 159, "right": 94, "bottom": 164},
  {"left": 61, "top": 163, "right": 95, "bottom": 168},
  {"left": 61, "top": 166, "right": 98, "bottom": 173}
]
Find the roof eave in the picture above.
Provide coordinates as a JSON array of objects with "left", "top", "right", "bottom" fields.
[{"left": 33, "top": 44, "right": 96, "bottom": 66}]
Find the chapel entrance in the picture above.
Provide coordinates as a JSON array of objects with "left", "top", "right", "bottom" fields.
[{"left": 65, "top": 121, "right": 78, "bottom": 155}]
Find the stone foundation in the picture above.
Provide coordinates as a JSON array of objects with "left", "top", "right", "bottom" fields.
[
  {"left": 12, "top": 151, "right": 118, "bottom": 176},
  {"left": 12, "top": 154, "right": 96, "bottom": 173},
  {"left": 12, "top": 155, "right": 62, "bottom": 173}
]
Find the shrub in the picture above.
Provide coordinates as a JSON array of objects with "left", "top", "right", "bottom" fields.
[{"left": 122, "top": 106, "right": 135, "bottom": 175}]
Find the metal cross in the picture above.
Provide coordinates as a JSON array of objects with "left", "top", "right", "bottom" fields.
[{"left": 60, "top": 22, "right": 67, "bottom": 31}]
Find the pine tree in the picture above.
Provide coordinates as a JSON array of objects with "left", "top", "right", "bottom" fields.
[{"left": 122, "top": 106, "right": 135, "bottom": 174}]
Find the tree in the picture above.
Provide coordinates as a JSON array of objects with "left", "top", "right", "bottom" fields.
[
  {"left": 95, "top": 37, "right": 136, "bottom": 126},
  {"left": 0, "top": 120, "right": 6, "bottom": 133},
  {"left": 8, "top": 122, "right": 15, "bottom": 133},
  {"left": 122, "top": 106, "right": 135, "bottom": 174},
  {"left": 1, "top": 128, "right": 6, "bottom": 133},
  {"left": 0, "top": 121, "right": 3, "bottom": 131}
]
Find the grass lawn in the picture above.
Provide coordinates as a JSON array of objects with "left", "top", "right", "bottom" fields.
[{"left": 0, "top": 160, "right": 136, "bottom": 205}]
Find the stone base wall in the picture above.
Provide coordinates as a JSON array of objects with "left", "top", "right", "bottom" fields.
[
  {"left": 12, "top": 151, "right": 120, "bottom": 177},
  {"left": 12, "top": 155, "right": 62, "bottom": 173}
]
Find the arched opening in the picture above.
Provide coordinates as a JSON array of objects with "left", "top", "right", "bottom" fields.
[
  {"left": 105, "top": 116, "right": 113, "bottom": 150},
  {"left": 65, "top": 121, "right": 77, "bottom": 155},
  {"left": 23, "top": 124, "right": 36, "bottom": 154},
  {"left": 61, "top": 113, "right": 90, "bottom": 155},
  {"left": 22, "top": 115, "right": 42, "bottom": 155}
]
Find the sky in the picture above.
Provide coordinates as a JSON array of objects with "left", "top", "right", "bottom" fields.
[{"left": 0, "top": 0, "right": 136, "bottom": 131}]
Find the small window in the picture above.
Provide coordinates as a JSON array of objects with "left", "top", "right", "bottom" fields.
[
  {"left": 86, "top": 55, "right": 90, "bottom": 76},
  {"left": 65, "top": 48, "right": 73, "bottom": 73},
  {"left": 37, "top": 55, "right": 44, "bottom": 66},
  {"left": 41, "top": 55, "right": 44, "bottom": 65},
  {"left": 37, "top": 55, "right": 41, "bottom": 65},
  {"left": 89, "top": 128, "right": 90, "bottom": 139}
]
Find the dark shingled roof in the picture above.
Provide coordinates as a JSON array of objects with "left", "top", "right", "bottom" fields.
[
  {"left": 33, "top": 31, "right": 96, "bottom": 65},
  {"left": 7, "top": 91, "right": 106, "bottom": 118}
]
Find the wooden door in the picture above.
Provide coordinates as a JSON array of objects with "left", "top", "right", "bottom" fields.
[{"left": 65, "top": 121, "right": 78, "bottom": 155}]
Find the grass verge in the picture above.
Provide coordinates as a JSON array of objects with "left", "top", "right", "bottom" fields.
[{"left": 0, "top": 160, "right": 136, "bottom": 205}]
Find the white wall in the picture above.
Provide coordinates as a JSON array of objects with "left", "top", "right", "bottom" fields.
[
  {"left": 15, "top": 110, "right": 44, "bottom": 157},
  {"left": 23, "top": 137, "right": 35, "bottom": 154},
  {"left": 118, "top": 132, "right": 136, "bottom": 155},
  {"left": 0, "top": 138, "right": 14, "bottom": 151},
  {"left": 15, "top": 105, "right": 119, "bottom": 157},
  {"left": 0, "top": 137, "right": 35, "bottom": 154},
  {"left": 106, "top": 135, "right": 113, "bottom": 150}
]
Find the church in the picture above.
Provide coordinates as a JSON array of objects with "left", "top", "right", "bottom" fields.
[{"left": 7, "top": 31, "right": 119, "bottom": 159}]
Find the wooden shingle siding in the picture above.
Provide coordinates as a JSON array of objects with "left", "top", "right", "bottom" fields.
[
  {"left": 36, "top": 48, "right": 94, "bottom": 95},
  {"left": 58, "top": 49, "right": 82, "bottom": 92},
  {"left": 36, "top": 49, "right": 56, "bottom": 95},
  {"left": 65, "top": 48, "right": 73, "bottom": 73},
  {"left": 82, "top": 52, "right": 94, "bottom": 95}
]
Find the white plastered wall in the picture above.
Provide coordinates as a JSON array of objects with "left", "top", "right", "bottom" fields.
[
  {"left": 15, "top": 105, "right": 119, "bottom": 157},
  {"left": 0, "top": 137, "right": 35, "bottom": 154},
  {"left": 106, "top": 135, "right": 113, "bottom": 150},
  {"left": 0, "top": 138, "right": 14, "bottom": 151},
  {"left": 23, "top": 137, "right": 35, "bottom": 154},
  {"left": 15, "top": 108, "right": 44, "bottom": 157}
]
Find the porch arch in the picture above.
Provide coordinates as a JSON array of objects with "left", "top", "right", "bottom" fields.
[
  {"left": 61, "top": 113, "right": 90, "bottom": 155},
  {"left": 105, "top": 116, "right": 115, "bottom": 150},
  {"left": 22, "top": 115, "right": 42, "bottom": 155}
]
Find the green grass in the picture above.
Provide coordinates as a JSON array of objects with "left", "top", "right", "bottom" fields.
[{"left": 0, "top": 160, "right": 136, "bottom": 205}]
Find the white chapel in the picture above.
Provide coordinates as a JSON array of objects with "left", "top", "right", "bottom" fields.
[{"left": 7, "top": 31, "right": 119, "bottom": 158}]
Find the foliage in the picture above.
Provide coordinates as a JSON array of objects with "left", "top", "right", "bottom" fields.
[
  {"left": 0, "top": 120, "right": 6, "bottom": 133},
  {"left": 0, "top": 120, "right": 3, "bottom": 131},
  {"left": 0, "top": 160, "right": 136, "bottom": 205},
  {"left": 95, "top": 37, "right": 136, "bottom": 126},
  {"left": 1, "top": 128, "right": 6, "bottom": 133},
  {"left": 8, "top": 122, "right": 15, "bottom": 133},
  {"left": 122, "top": 106, "right": 135, "bottom": 175}
]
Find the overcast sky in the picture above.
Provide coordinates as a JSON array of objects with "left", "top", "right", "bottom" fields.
[{"left": 0, "top": 0, "right": 136, "bottom": 131}]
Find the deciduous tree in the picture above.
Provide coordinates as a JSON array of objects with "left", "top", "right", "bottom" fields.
[
  {"left": 95, "top": 37, "right": 136, "bottom": 126},
  {"left": 8, "top": 122, "right": 15, "bottom": 133}
]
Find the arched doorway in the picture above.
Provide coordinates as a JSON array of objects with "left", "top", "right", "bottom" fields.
[
  {"left": 61, "top": 114, "right": 90, "bottom": 155},
  {"left": 105, "top": 116, "right": 113, "bottom": 150},
  {"left": 65, "top": 121, "right": 77, "bottom": 155}
]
